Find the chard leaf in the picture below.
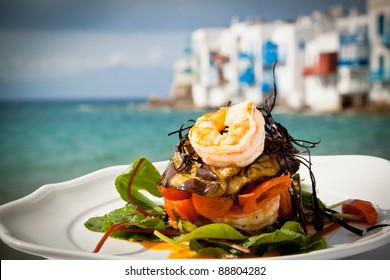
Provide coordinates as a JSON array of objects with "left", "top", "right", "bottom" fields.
[
  {"left": 84, "top": 216, "right": 104, "bottom": 232},
  {"left": 241, "top": 221, "right": 307, "bottom": 249},
  {"left": 115, "top": 158, "right": 163, "bottom": 214},
  {"left": 189, "top": 239, "right": 235, "bottom": 258},
  {"left": 120, "top": 233, "right": 161, "bottom": 242},
  {"left": 178, "top": 219, "right": 197, "bottom": 233},
  {"left": 177, "top": 223, "right": 247, "bottom": 242},
  {"left": 102, "top": 204, "right": 166, "bottom": 231},
  {"left": 241, "top": 221, "right": 326, "bottom": 256},
  {"left": 104, "top": 213, "right": 166, "bottom": 231},
  {"left": 106, "top": 202, "right": 164, "bottom": 220},
  {"left": 196, "top": 247, "right": 236, "bottom": 259},
  {"left": 307, "top": 233, "right": 327, "bottom": 251},
  {"left": 189, "top": 239, "right": 204, "bottom": 251}
]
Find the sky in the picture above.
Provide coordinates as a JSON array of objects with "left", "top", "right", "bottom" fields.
[{"left": 0, "top": 0, "right": 367, "bottom": 101}]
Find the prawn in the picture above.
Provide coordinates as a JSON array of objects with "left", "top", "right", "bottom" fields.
[
  {"left": 189, "top": 100, "right": 265, "bottom": 167},
  {"left": 210, "top": 196, "right": 280, "bottom": 234}
]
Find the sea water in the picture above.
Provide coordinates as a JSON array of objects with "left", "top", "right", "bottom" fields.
[{"left": 1, "top": 100, "right": 389, "bottom": 205}]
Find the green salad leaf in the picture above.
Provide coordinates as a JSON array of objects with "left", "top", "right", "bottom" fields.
[
  {"left": 188, "top": 239, "right": 237, "bottom": 258},
  {"left": 115, "top": 158, "right": 163, "bottom": 214},
  {"left": 177, "top": 219, "right": 198, "bottom": 233},
  {"left": 163, "top": 221, "right": 327, "bottom": 258},
  {"left": 102, "top": 203, "right": 166, "bottom": 231},
  {"left": 84, "top": 216, "right": 104, "bottom": 232},
  {"left": 241, "top": 221, "right": 327, "bottom": 256},
  {"left": 84, "top": 202, "right": 167, "bottom": 241},
  {"left": 177, "top": 223, "right": 247, "bottom": 242},
  {"left": 193, "top": 246, "right": 235, "bottom": 258},
  {"left": 84, "top": 203, "right": 167, "bottom": 232}
]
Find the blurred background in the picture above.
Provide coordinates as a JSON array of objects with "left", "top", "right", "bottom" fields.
[{"left": 0, "top": 0, "right": 389, "bottom": 259}]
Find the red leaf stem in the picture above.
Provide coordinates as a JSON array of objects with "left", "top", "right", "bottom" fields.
[
  {"left": 127, "top": 158, "right": 145, "bottom": 202},
  {"left": 135, "top": 205, "right": 153, "bottom": 216},
  {"left": 92, "top": 222, "right": 127, "bottom": 253},
  {"left": 92, "top": 222, "right": 181, "bottom": 253}
]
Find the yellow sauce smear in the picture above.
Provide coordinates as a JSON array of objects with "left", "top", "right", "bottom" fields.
[{"left": 139, "top": 241, "right": 199, "bottom": 259}]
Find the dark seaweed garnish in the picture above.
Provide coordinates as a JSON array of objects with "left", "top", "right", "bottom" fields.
[{"left": 256, "top": 62, "right": 322, "bottom": 233}]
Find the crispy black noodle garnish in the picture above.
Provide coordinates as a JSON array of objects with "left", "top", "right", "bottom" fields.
[{"left": 167, "top": 62, "right": 376, "bottom": 236}]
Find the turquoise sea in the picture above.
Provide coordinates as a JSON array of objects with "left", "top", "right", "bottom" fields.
[{"left": 0, "top": 99, "right": 389, "bottom": 259}]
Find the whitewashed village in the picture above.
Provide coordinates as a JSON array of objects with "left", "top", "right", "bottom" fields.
[{"left": 150, "top": 0, "right": 390, "bottom": 112}]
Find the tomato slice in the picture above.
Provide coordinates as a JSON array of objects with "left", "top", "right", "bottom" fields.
[
  {"left": 158, "top": 185, "right": 192, "bottom": 200},
  {"left": 164, "top": 198, "right": 199, "bottom": 222},
  {"left": 192, "top": 194, "right": 234, "bottom": 219},
  {"left": 342, "top": 199, "right": 379, "bottom": 225},
  {"left": 276, "top": 188, "right": 292, "bottom": 217},
  {"left": 238, "top": 175, "right": 292, "bottom": 213}
]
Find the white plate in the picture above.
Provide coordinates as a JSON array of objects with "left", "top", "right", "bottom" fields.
[{"left": 0, "top": 155, "right": 389, "bottom": 260}]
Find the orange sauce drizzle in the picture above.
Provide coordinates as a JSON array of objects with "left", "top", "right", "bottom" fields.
[{"left": 139, "top": 241, "right": 199, "bottom": 259}]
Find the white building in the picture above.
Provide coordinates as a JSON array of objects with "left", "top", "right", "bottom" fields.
[
  {"left": 368, "top": 0, "right": 390, "bottom": 104},
  {"left": 303, "top": 7, "right": 370, "bottom": 111},
  {"left": 303, "top": 32, "right": 340, "bottom": 111},
  {"left": 181, "top": 1, "right": 389, "bottom": 111},
  {"left": 268, "top": 21, "right": 301, "bottom": 109},
  {"left": 189, "top": 19, "right": 298, "bottom": 109},
  {"left": 190, "top": 21, "right": 265, "bottom": 108}
]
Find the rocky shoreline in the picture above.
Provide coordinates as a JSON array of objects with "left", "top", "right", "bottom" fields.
[{"left": 148, "top": 95, "right": 390, "bottom": 115}]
